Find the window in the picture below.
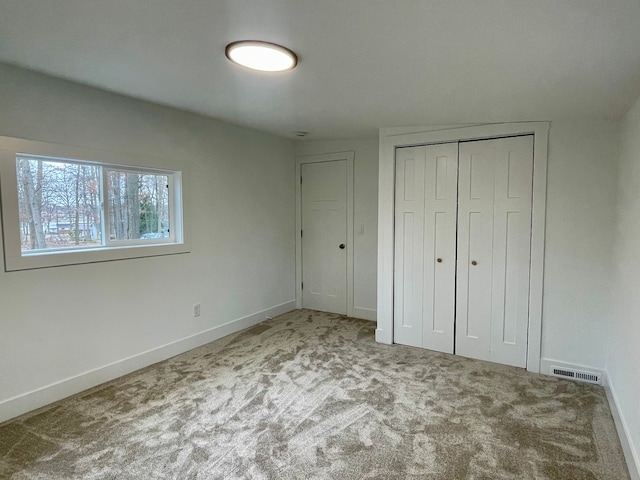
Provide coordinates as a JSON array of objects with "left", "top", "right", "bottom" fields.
[
  {"left": 1, "top": 137, "right": 188, "bottom": 271},
  {"left": 106, "top": 169, "right": 171, "bottom": 243}
]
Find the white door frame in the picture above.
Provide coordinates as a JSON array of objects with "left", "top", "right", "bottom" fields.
[
  {"left": 377, "top": 123, "right": 549, "bottom": 373},
  {"left": 296, "top": 151, "right": 355, "bottom": 316}
]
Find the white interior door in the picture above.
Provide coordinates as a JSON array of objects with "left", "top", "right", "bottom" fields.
[
  {"left": 301, "top": 160, "right": 347, "bottom": 314},
  {"left": 455, "top": 136, "right": 533, "bottom": 367},
  {"left": 394, "top": 143, "right": 457, "bottom": 351}
]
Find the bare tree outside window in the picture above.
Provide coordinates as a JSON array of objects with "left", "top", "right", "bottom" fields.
[
  {"left": 107, "top": 171, "right": 170, "bottom": 240},
  {"left": 16, "top": 157, "right": 101, "bottom": 252},
  {"left": 16, "top": 157, "right": 171, "bottom": 254}
]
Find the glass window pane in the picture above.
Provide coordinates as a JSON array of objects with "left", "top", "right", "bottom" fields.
[
  {"left": 107, "top": 170, "right": 170, "bottom": 241},
  {"left": 16, "top": 156, "right": 102, "bottom": 253}
]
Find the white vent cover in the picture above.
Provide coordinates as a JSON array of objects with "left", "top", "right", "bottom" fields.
[{"left": 550, "top": 365, "right": 601, "bottom": 385}]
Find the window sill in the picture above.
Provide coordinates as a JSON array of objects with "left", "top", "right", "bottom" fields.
[{"left": 4, "top": 242, "right": 191, "bottom": 271}]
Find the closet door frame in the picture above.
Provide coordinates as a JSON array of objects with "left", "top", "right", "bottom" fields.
[{"left": 376, "top": 123, "right": 549, "bottom": 373}]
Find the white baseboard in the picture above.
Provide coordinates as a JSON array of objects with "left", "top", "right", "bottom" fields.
[
  {"left": 0, "top": 300, "right": 296, "bottom": 424},
  {"left": 352, "top": 307, "right": 376, "bottom": 322},
  {"left": 539, "top": 357, "right": 605, "bottom": 383},
  {"left": 604, "top": 370, "right": 640, "bottom": 480}
]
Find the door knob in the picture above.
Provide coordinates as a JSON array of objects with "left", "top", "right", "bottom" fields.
[
  {"left": 339, "top": 244, "right": 345, "bottom": 249},
  {"left": 437, "top": 258, "right": 443, "bottom": 263},
  {"left": 471, "top": 260, "right": 478, "bottom": 266}
]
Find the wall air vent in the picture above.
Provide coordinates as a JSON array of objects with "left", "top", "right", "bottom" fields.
[{"left": 550, "top": 365, "right": 601, "bottom": 385}]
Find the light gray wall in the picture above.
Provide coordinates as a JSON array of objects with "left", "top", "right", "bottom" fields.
[
  {"left": 295, "top": 139, "right": 379, "bottom": 318},
  {"left": 609, "top": 94, "right": 640, "bottom": 476},
  {"left": 0, "top": 63, "right": 296, "bottom": 419},
  {"left": 541, "top": 120, "right": 619, "bottom": 371}
]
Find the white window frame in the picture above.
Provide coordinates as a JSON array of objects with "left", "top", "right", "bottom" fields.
[{"left": 0, "top": 136, "right": 190, "bottom": 271}]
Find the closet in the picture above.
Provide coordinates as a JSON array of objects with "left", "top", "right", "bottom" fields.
[{"left": 393, "top": 135, "right": 533, "bottom": 368}]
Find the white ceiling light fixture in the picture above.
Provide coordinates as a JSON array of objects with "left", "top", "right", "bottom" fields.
[{"left": 225, "top": 40, "right": 298, "bottom": 72}]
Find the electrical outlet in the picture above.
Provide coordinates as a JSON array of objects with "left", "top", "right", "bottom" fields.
[{"left": 193, "top": 303, "right": 201, "bottom": 317}]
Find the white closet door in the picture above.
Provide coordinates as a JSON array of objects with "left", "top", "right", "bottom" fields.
[
  {"left": 301, "top": 160, "right": 347, "bottom": 314},
  {"left": 394, "top": 143, "right": 457, "bottom": 352},
  {"left": 456, "top": 136, "right": 533, "bottom": 367}
]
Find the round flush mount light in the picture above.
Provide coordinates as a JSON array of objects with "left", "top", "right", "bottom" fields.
[{"left": 225, "top": 41, "right": 298, "bottom": 72}]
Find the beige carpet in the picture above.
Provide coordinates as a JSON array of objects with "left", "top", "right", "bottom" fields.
[{"left": 0, "top": 309, "right": 630, "bottom": 479}]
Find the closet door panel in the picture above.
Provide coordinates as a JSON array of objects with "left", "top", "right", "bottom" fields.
[
  {"left": 394, "top": 147, "right": 426, "bottom": 348},
  {"left": 394, "top": 143, "right": 457, "bottom": 352},
  {"left": 456, "top": 144, "right": 495, "bottom": 360},
  {"left": 456, "top": 136, "right": 533, "bottom": 367},
  {"left": 489, "top": 136, "right": 533, "bottom": 367},
  {"left": 422, "top": 144, "right": 458, "bottom": 353}
]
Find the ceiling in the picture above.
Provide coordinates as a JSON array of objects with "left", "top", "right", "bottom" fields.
[{"left": 1, "top": 0, "right": 640, "bottom": 140}]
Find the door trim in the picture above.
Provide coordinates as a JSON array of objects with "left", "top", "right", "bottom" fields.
[
  {"left": 377, "top": 123, "right": 549, "bottom": 373},
  {"left": 296, "top": 151, "right": 355, "bottom": 316}
]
